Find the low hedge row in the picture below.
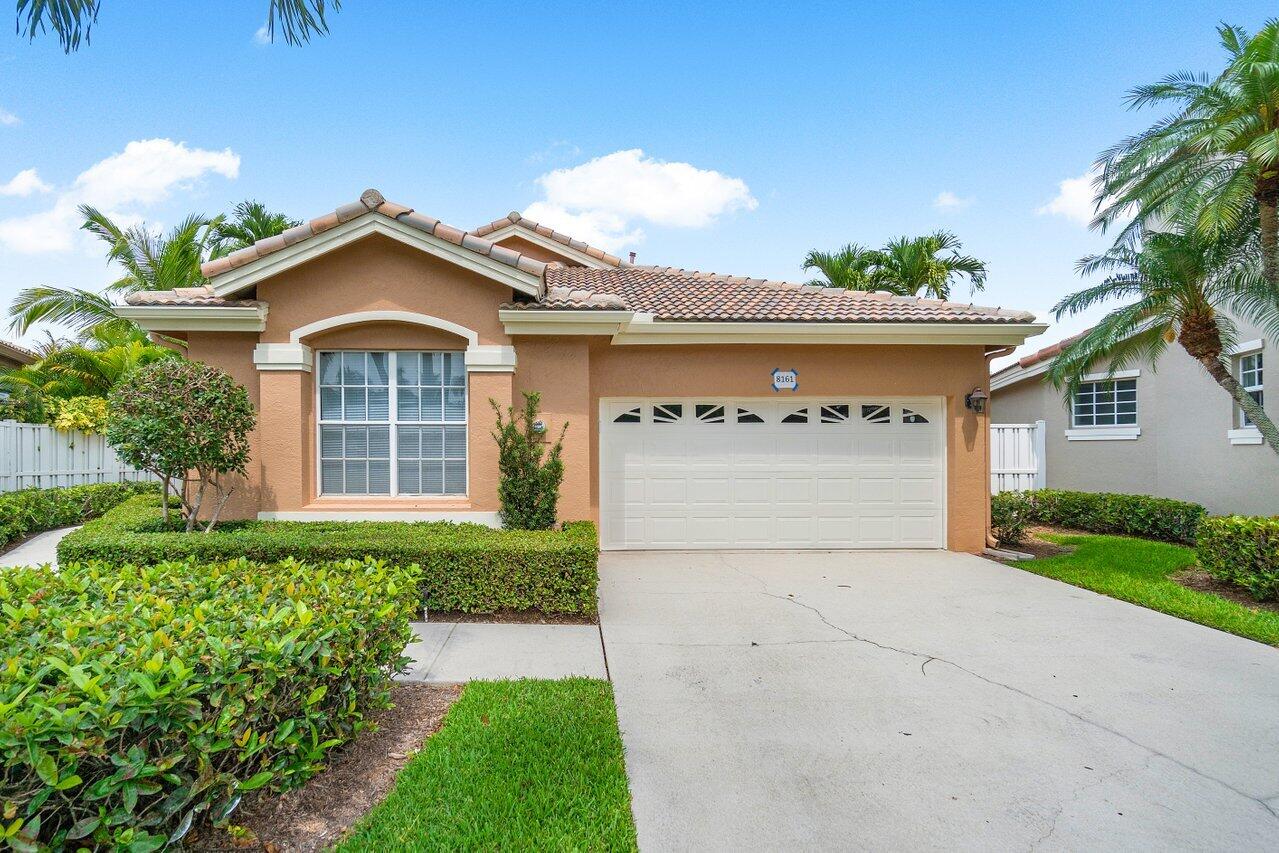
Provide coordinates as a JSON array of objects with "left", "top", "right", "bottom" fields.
[
  {"left": 992, "top": 489, "right": 1206, "bottom": 545},
  {"left": 58, "top": 495, "right": 600, "bottom": 615},
  {"left": 0, "top": 556, "right": 418, "bottom": 850},
  {"left": 0, "top": 480, "right": 156, "bottom": 552},
  {"left": 1197, "top": 516, "right": 1279, "bottom": 601}
]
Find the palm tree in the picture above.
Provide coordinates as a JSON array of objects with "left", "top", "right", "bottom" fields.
[
  {"left": 1047, "top": 228, "right": 1279, "bottom": 454},
  {"left": 211, "top": 200, "right": 301, "bottom": 257},
  {"left": 17, "top": 0, "right": 340, "bottom": 52},
  {"left": 7, "top": 205, "right": 222, "bottom": 338},
  {"left": 1093, "top": 20, "right": 1279, "bottom": 286},
  {"left": 802, "top": 244, "right": 886, "bottom": 290},
  {"left": 874, "top": 231, "right": 987, "bottom": 299},
  {"left": 0, "top": 327, "right": 177, "bottom": 406}
]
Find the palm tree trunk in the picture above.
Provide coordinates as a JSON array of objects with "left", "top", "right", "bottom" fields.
[
  {"left": 1259, "top": 176, "right": 1279, "bottom": 288},
  {"left": 1194, "top": 353, "right": 1279, "bottom": 454}
]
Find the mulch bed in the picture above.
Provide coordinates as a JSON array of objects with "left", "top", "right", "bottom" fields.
[
  {"left": 187, "top": 682, "right": 461, "bottom": 852},
  {"left": 431, "top": 608, "right": 597, "bottom": 625},
  {"left": 989, "top": 527, "right": 1075, "bottom": 563},
  {"left": 1172, "top": 567, "right": 1279, "bottom": 614}
]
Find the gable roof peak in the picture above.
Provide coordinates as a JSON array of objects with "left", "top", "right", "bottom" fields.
[{"left": 360, "top": 188, "right": 386, "bottom": 208}]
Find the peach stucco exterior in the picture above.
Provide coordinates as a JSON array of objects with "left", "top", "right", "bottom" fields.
[{"left": 174, "top": 233, "right": 998, "bottom": 553}]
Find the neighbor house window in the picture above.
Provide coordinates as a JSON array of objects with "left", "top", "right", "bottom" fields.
[
  {"left": 1237, "top": 352, "right": 1263, "bottom": 428},
  {"left": 318, "top": 351, "right": 467, "bottom": 496},
  {"left": 1071, "top": 378, "right": 1137, "bottom": 427}
]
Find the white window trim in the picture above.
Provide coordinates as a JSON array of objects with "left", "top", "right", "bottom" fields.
[
  {"left": 1068, "top": 372, "right": 1139, "bottom": 437},
  {"left": 1227, "top": 427, "right": 1263, "bottom": 446},
  {"left": 1230, "top": 347, "right": 1264, "bottom": 438},
  {"left": 1065, "top": 426, "right": 1141, "bottom": 441},
  {"left": 315, "top": 350, "right": 469, "bottom": 499}
]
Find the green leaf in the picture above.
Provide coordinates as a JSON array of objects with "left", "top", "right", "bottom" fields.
[
  {"left": 237, "top": 771, "right": 274, "bottom": 792},
  {"left": 305, "top": 685, "right": 327, "bottom": 706},
  {"left": 66, "top": 815, "right": 101, "bottom": 840},
  {"left": 33, "top": 752, "right": 58, "bottom": 787}
]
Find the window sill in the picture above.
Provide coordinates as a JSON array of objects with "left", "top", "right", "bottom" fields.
[
  {"left": 1064, "top": 426, "right": 1141, "bottom": 441},
  {"left": 1228, "top": 428, "right": 1263, "bottom": 446},
  {"left": 260, "top": 503, "right": 499, "bottom": 525}
]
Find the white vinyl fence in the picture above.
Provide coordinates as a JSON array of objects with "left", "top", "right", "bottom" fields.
[
  {"left": 991, "top": 420, "right": 1046, "bottom": 494},
  {"left": 0, "top": 420, "right": 155, "bottom": 492}
]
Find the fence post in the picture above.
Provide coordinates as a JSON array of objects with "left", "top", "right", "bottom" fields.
[{"left": 1032, "top": 419, "right": 1047, "bottom": 489}]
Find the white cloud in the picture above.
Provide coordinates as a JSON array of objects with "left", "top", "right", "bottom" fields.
[
  {"left": 0, "top": 169, "right": 52, "bottom": 197},
  {"left": 1037, "top": 167, "right": 1100, "bottom": 226},
  {"left": 524, "top": 149, "right": 757, "bottom": 250},
  {"left": 254, "top": 25, "right": 271, "bottom": 45},
  {"left": 933, "top": 191, "right": 972, "bottom": 211},
  {"left": 0, "top": 139, "right": 240, "bottom": 254},
  {"left": 0, "top": 107, "right": 18, "bottom": 127}
]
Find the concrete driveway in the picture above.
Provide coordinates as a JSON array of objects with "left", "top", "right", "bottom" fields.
[{"left": 599, "top": 550, "right": 1279, "bottom": 851}]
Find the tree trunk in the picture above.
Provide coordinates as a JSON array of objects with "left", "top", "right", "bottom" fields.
[
  {"left": 1258, "top": 175, "right": 1279, "bottom": 289},
  {"left": 1195, "top": 353, "right": 1279, "bottom": 454}
]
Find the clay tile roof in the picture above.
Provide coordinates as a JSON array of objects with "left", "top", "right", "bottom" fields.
[
  {"left": 124, "top": 287, "right": 264, "bottom": 308},
  {"left": 502, "top": 267, "right": 1038, "bottom": 324},
  {"left": 0, "top": 340, "right": 37, "bottom": 365},
  {"left": 471, "top": 211, "right": 625, "bottom": 267},
  {"left": 196, "top": 189, "right": 548, "bottom": 281},
  {"left": 1013, "top": 328, "right": 1092, "bottom": 368}
]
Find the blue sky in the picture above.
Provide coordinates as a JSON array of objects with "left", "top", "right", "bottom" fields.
[{"left": 0, "top": 0, "right": 1273, "bottom": 365}]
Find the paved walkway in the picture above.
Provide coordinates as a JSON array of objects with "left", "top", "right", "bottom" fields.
[
  {"left": 0, "top": 526, "right": 77, "bottom": 568},
  {"left": 398, "top": 621, "right": 607, "bottom": 682},
  {"left": 600, "top": 549, "right": 1279, "bottom": 851}
]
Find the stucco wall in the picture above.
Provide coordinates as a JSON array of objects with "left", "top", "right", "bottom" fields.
[{"left": 991, "top": 319, "right": 1278, "bottom": 515}]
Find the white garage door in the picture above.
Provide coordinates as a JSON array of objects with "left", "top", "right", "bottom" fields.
[{"left": 600, "top": 398, "right": 946, "bottom": 550}]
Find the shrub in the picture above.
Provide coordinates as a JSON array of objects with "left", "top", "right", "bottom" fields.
[
  {"left": 0, "top": 480, "right": 156, "bottom": 552},
  {"left": 59, "top": 495, "right": 600, "bottom": 615},
  {"left": 995, "top": 489, "right": 1205, "bottom": 544},
  {"left": 1197, "top": 516, "right": 1279, "bottom": 601},
  {"left": 107, "top": 360, "right": 256, "bottom": 532},
  {"left": 49, "top": 396, "right": 109, "bottom": 434},
  {"left": 991, "top": 491, "right": 1031, "bottom": 546},
  {"left": 0, "top": 556, "right": 418, "bottom": 850},
  {"left": 492, "top": 391, "right": 566, "bottom": 530}
]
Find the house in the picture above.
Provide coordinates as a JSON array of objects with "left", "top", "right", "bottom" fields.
[
  {"left": 0, "top": 341, "right": 36, "bottom": 371},
  {"left": 991, "top": 323, "right": 1278, "bottom": 516},
  {"left": 115, "top": 189, "right": 1045, "bottom": 552}
]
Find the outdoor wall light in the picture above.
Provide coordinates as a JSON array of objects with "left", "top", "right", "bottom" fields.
[{"left": 964, "top": 387, "right": 989, "bottom": 414}]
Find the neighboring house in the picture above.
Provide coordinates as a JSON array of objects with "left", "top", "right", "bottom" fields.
[
  {"left": 116, "top": 189, "right": 1044, "bottom": 552},
  {"left": 991, "top": 323, "right": 1278, "bottom": 516},
  {"left": 0, "top": 341, "right": 36, "bottom": 372}
]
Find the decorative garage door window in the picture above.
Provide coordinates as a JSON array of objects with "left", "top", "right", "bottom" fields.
[
  {"left": 599, "top": 398, "right": 946, "bottom": 550},
  {"left": 318, "top": 351, "right": 467, "bottom": 496}
]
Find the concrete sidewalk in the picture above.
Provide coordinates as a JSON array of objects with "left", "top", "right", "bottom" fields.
[
  {"left": 0, "top": 526, "right": 78, "bottom": 568},
  {"left": 398, "top": 621, "right": 607, "bottom": 682}
]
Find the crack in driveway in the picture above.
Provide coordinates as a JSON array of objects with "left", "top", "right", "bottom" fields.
[{"left": 744, "top": 572, "right": 1279, "bottom": 825}]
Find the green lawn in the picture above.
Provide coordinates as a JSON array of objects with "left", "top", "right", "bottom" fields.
[
  {"left": 1018, "top": 533, "right": 1279, "bottom": 646},
  {"left": 338, "top": 678, "right": 638, "bottom": 852}
]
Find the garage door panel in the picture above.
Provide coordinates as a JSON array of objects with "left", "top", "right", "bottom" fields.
[{"left": 601, "top": 397, "right": 945, "bottom": 550}]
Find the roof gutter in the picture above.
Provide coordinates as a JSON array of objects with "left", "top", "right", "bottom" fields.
[{"left": 115, "top": 303, "right": 269, "bottom": 332}]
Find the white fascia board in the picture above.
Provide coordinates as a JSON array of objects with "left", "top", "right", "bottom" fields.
[
  {"left": 115, "top": 304, "right": 268, "bottom": 332},
  {"left": 479, "top": 224, "right": 615, "bottom": 269},
  {"left": 990, "top": 359, "right": 1052, "bottom": 391},
  {"left": 498, "top": 310, "right": 635, "bottom": 336},
  {"left": 209, "top": 216, "right": 543, "bottom": 299},
  {"left": 253, "top": 342, "right": 313, "bottom": 372},
  {"left": 612, "top": 320, "right": 1049, "bottom": 346}
]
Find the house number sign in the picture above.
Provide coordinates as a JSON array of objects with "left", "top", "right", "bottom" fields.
[{"left": 771, "top": 368, "right": 798, "bottom": 392}]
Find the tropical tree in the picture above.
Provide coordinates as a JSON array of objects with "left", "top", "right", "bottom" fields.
[
  {"left": 1092, "top": 20, "right": 1279, "bottom": 286},
  {"left": 16, "top": 0, "right": 340, "bottom": 52},
  {"left": 211, "top": 200, "right": 301, "bottom": 257},
  {"left": 802, "top": 244, "right": 886, "bottom": 290},
  {"left": 874, "top": 231, "right": 987, "bottom": 299},
  {"left": 0, "top": 327, "right": 179, "bottom": 404},
  {"left": 1047, "top": 228, "right": 1279, "bottom": 454},
  {"left": 8, "top": 206, "right": 222, "bottom": 338}
]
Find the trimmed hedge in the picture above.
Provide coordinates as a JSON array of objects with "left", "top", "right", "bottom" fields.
[
  {"left": 991, "top": 489, "right": 1206, "bottom": 545},
  {"left": 1197, "top": 516, "right": 1279, "bottom": 601},
  {"left": 0, "top": 556, "right": 418, "bottom": 850},
  {"left": 58, "top": 495, "right": 599, "bottom": 615},
  {"left": 0, "top": 480, "right": 157, "bottom": 552},
  {"left": 991, "top": 491, "right": 1031, "bottom": 546}
]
